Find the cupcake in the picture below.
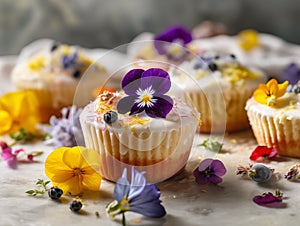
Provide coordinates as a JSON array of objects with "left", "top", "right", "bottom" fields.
[
  {"left": 80, "top": 68, "right": 200, "bottom": 183},
  {"left": 189, "top": 30, "right": 300, "bottom": 80},
  {"left": 170, "top": 52, "right": 267, "bottom": 133},
  {"left": 246, "top": 79, "right": 300, "bottom": 158},
  {"left": 12, "top": 39, "right": 108, "bottom": 122}
]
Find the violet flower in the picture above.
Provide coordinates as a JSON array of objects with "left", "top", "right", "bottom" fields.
[
  {"left": 62, "top": 52, "right": 78, "bottom": 69},
  {"left": 253, "top": 190, "right": 283, "bottom": 208},
  {"left": 0, "top": 142, "right": 24, "bottom": 169},
  {"left": 284, "top": 164, "right": 300, "bottom": 180},
  {"left": 282, "top": 63, "right": 300, "bottom": 84},
  {"left": 154, "top": 25, "right": 192, "bottom": 60},
  {"left": 44, "top": 106, "right": 84, "bottom": 148},
  {"left": 193, "top": 158, "right": 227, "bottom": 185},
  {"left": 106, "top": 167, "right": 166, "bottom": 225},
  {"left": 117, "top": 68, "right": 173, "bottom": 118}
]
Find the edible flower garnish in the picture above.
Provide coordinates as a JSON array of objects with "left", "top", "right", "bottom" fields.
[
  {"left": 199, "top": 138, "right": 223, "bottom": 152},
  {"left": 154, "top": 25, "right": 192, "bottom": 60},
  {"left": 193, "top": 158, "right": 227, "bottom": 185},
  {"left": 0, "top": 91, "right": 41, "bottom": 135},
  {"left": 45, "top": 146, "right": 102, "bottom": 196},
  {"left": 283, "top": 63, "right": 300, "bottom": 85},
  {"left": 0, "top": 141, "right": 42, "bottom": 169},
  {"left": 106, "top": 167, "right": 166, "bottom": 226},
  {"left": 284, "top": 164, "right": 300, "bottom": 180},
  {"left": 117, "top": 68, "right": 173, "bottom": 118},
  {"left": 44, "top": 106, "right": 84, "bottom": 148},
  {"left": 249, "top": 146, "right": 277, "bottom": 162},
  {"left": 253, "top": 79, "right": 289, "bottom": 106},
  {"left": 237, "top": 29, "right": 259, "bottom": 51},
  {"left": 253, "top": 189, "right": 283, "bottom": 208}
]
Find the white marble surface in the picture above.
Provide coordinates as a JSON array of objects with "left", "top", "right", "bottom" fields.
[{"left": 1, "top": 57, "right": 300, "bottom": 226}]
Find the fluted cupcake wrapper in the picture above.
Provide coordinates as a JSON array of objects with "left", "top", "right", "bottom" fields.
[
  {"left": 247, "top": 109, "right": 300, "bottom": 158},
  {"left": 80, "top": 120, "right": 197, "bottom": 183}
]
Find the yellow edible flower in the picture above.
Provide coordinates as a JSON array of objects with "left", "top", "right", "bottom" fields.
[
  {"left": 221, "top": 65, "right": 258, "bottom": 83},
  {"left": 253, "top": 79, "right": 289, "bottom": 106},
  {"left": 0, "top": 91, "right": 40, "bottom": 135},
  {"left": 45, "top": 146, "right": 102, "bottom": 196},
  {"left": 238, "top": 29, "right": 259, "bottom": 51}
]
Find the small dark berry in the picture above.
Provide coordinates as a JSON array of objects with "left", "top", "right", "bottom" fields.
[
  {"left": 230, "top": 54, "right": 236, "bottom": 59},
  {"left": 215, "top": 55, "right": 220, "bottom": 60},
  {"left": 208, "top": 62, "right": 218, "bottom": 72},
  {"left": 72, "top": 70, "right": 81, "bottom": 79},
  {"left": 293, "top": 86, "right": 300, "bottom": 94},
  {"left": 70, "top": 200, "right": 83, "bottom": 212},
  {"left": 48, "top": 186, "right": 63, "bottom": 200},
  {"left": 103, "top": 110, "right": 118, "bottom": 124},
  {"left": 50, "top": 42, "right": 60, "bottom": 52}
]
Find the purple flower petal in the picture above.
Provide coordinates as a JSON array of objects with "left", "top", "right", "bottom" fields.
[
  {"left": 198, "top": 158, "right": 214, "bottom": 172},
  {"left": 209, "top": 175, "right": 223, "bottom": 184},
  {"left": 193, "top": 169, "right": 209, "bottom": 185},
  {"left": 130, "top": 184, "right": 166, "bottom": 218},
  {"left": 122, "top": 69, "right": 144, "bottom": 95},
  {"left": 283, "top": 63, "right": 300, "bottom": 84},
  {"left": 129, "top": 102, "right": 146, "bottom": 116},
  {"left": 117, "top": 95, "right": 137, "bottom": 114},
  {"left": 268, "top": 148, "right": 278, "bottom": 159},
  {"left": 0, "top": 141, "right": 8, "bottom": 150},
  {"left": 210, "top": 159, "right": 227, "bottom": 177},
  {"left": 154, "top": 25, "right": 192, "bottom": 54},
  {"left": 141, "top": 68, "right": 171, "bottom": 95},
  {"left": 6, "top": 157, "right": 17, "bottom": 169},
  {"left": 253, "top": 193, "right": 283, "bottom": 208},
  {"left": 145, "top": 96, "right": 173, "bottom": 118},
  {"left": 114, "top": 168, "right": 130, "bottom": 202},
  {"left": 128, "top": 167, "right": 146, "bottom": 200},
  {"left": 1, "top": 147, "right": 14, "bottom": 161}
]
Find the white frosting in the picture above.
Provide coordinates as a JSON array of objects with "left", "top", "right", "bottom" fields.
[
  {"left": 190, "top": 33, "right": 300, "bottom": 78},
  {"left": 168, "top": 55, "right": 267, "bottom": 94},
  {"left": 80, "top": 95, "right": 199, "bottom": 151},
  {"left": 246, "top": 93, "right": 300, "bottom": 121}
]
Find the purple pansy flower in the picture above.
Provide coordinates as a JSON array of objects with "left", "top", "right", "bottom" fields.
[
  {"left": 193, "top": 158, "right": 227, "bottom": 185},
  {"left": 62, "top": 52, "right": 78, "bottom": 69},
  {"left": 282, "top": 63, "right": 300, "bottom": 84},
  {"left": 253, "top": 191, "right": 283, "bottom": 208},
  {"left": 1, "top": 142, "right": 24, "bottom": 169},
  {"left": 44, "top": 106, "right": 84, "bottom": 148},
  {"left": 154, "top": 25, "right": 192, "bottom": 60},
  {"left": 117, "top": 68, "right": 173, "bottom": 118},
  {"left": 106, "top": 167, "right": 166, "bottom": 224}
]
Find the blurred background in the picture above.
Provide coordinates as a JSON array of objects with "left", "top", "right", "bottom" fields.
[{"left": 1, "top": 0, "right": 300, "bottom": 56}]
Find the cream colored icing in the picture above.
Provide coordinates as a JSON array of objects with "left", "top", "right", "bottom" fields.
[
  {"left": 80, "top": 93, "right": 200, "bottom": 148},
  {"left": 246, "top": 92, "right": 300, "bottom": 123},
  {"left": 189, "top": 33, "right": 300, "bottom": 78}
]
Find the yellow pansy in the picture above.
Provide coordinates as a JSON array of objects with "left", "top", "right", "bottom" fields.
[
  {"left": 45, "top": 146, "right": 102, "bottom": 196},
  {"left": 0, "top": 91, "right": 40, "bottom": 135},
  {"left": 254, "top": 79, "right": 289, "bottom": 106},
  {"left": 238, "top": 29, "right": 259, "bottom": 51}
]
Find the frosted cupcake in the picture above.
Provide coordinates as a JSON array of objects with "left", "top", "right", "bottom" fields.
[
  {"left": 189, "top": 30, "right": 300, "bottom": 80},
  {"left": 170, "top": 52, "right": 266, "bottom": 133},
  {"left": 12, "top": 39, "right": 108, "bottom": 122},
  {"left": 246, "top": 79, "right": 300, "bottom": 158},
  {"left": 80, "top": 68, "right": 200, "bottom": 183}
]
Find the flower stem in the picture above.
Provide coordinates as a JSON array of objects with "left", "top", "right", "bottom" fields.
[{"left": 122, "top": 213, "right": 126, "bottom": 226}]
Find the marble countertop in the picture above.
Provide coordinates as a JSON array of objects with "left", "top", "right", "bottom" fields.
[
  {"left": 1, "top": 131, "right": 300, "bottom": 226},
  {"left": 1, "top": 56, "right": 300, "bottom": 226}
]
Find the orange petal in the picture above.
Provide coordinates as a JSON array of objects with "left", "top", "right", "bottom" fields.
[
  {"left": 82, "top": 171, "right": 102, "bottom": 191},
  {"left": 0, "top": 110, "right": 13, "bottom": 134},
  {"left": 266, "top": 79, "right": 278, "bottom": 96},
  {"left": 254, "top": 89, "right": 267, "bottom": 104},
  {"left": 277, "top": 81, "right": 289, "bottom": 97}
]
